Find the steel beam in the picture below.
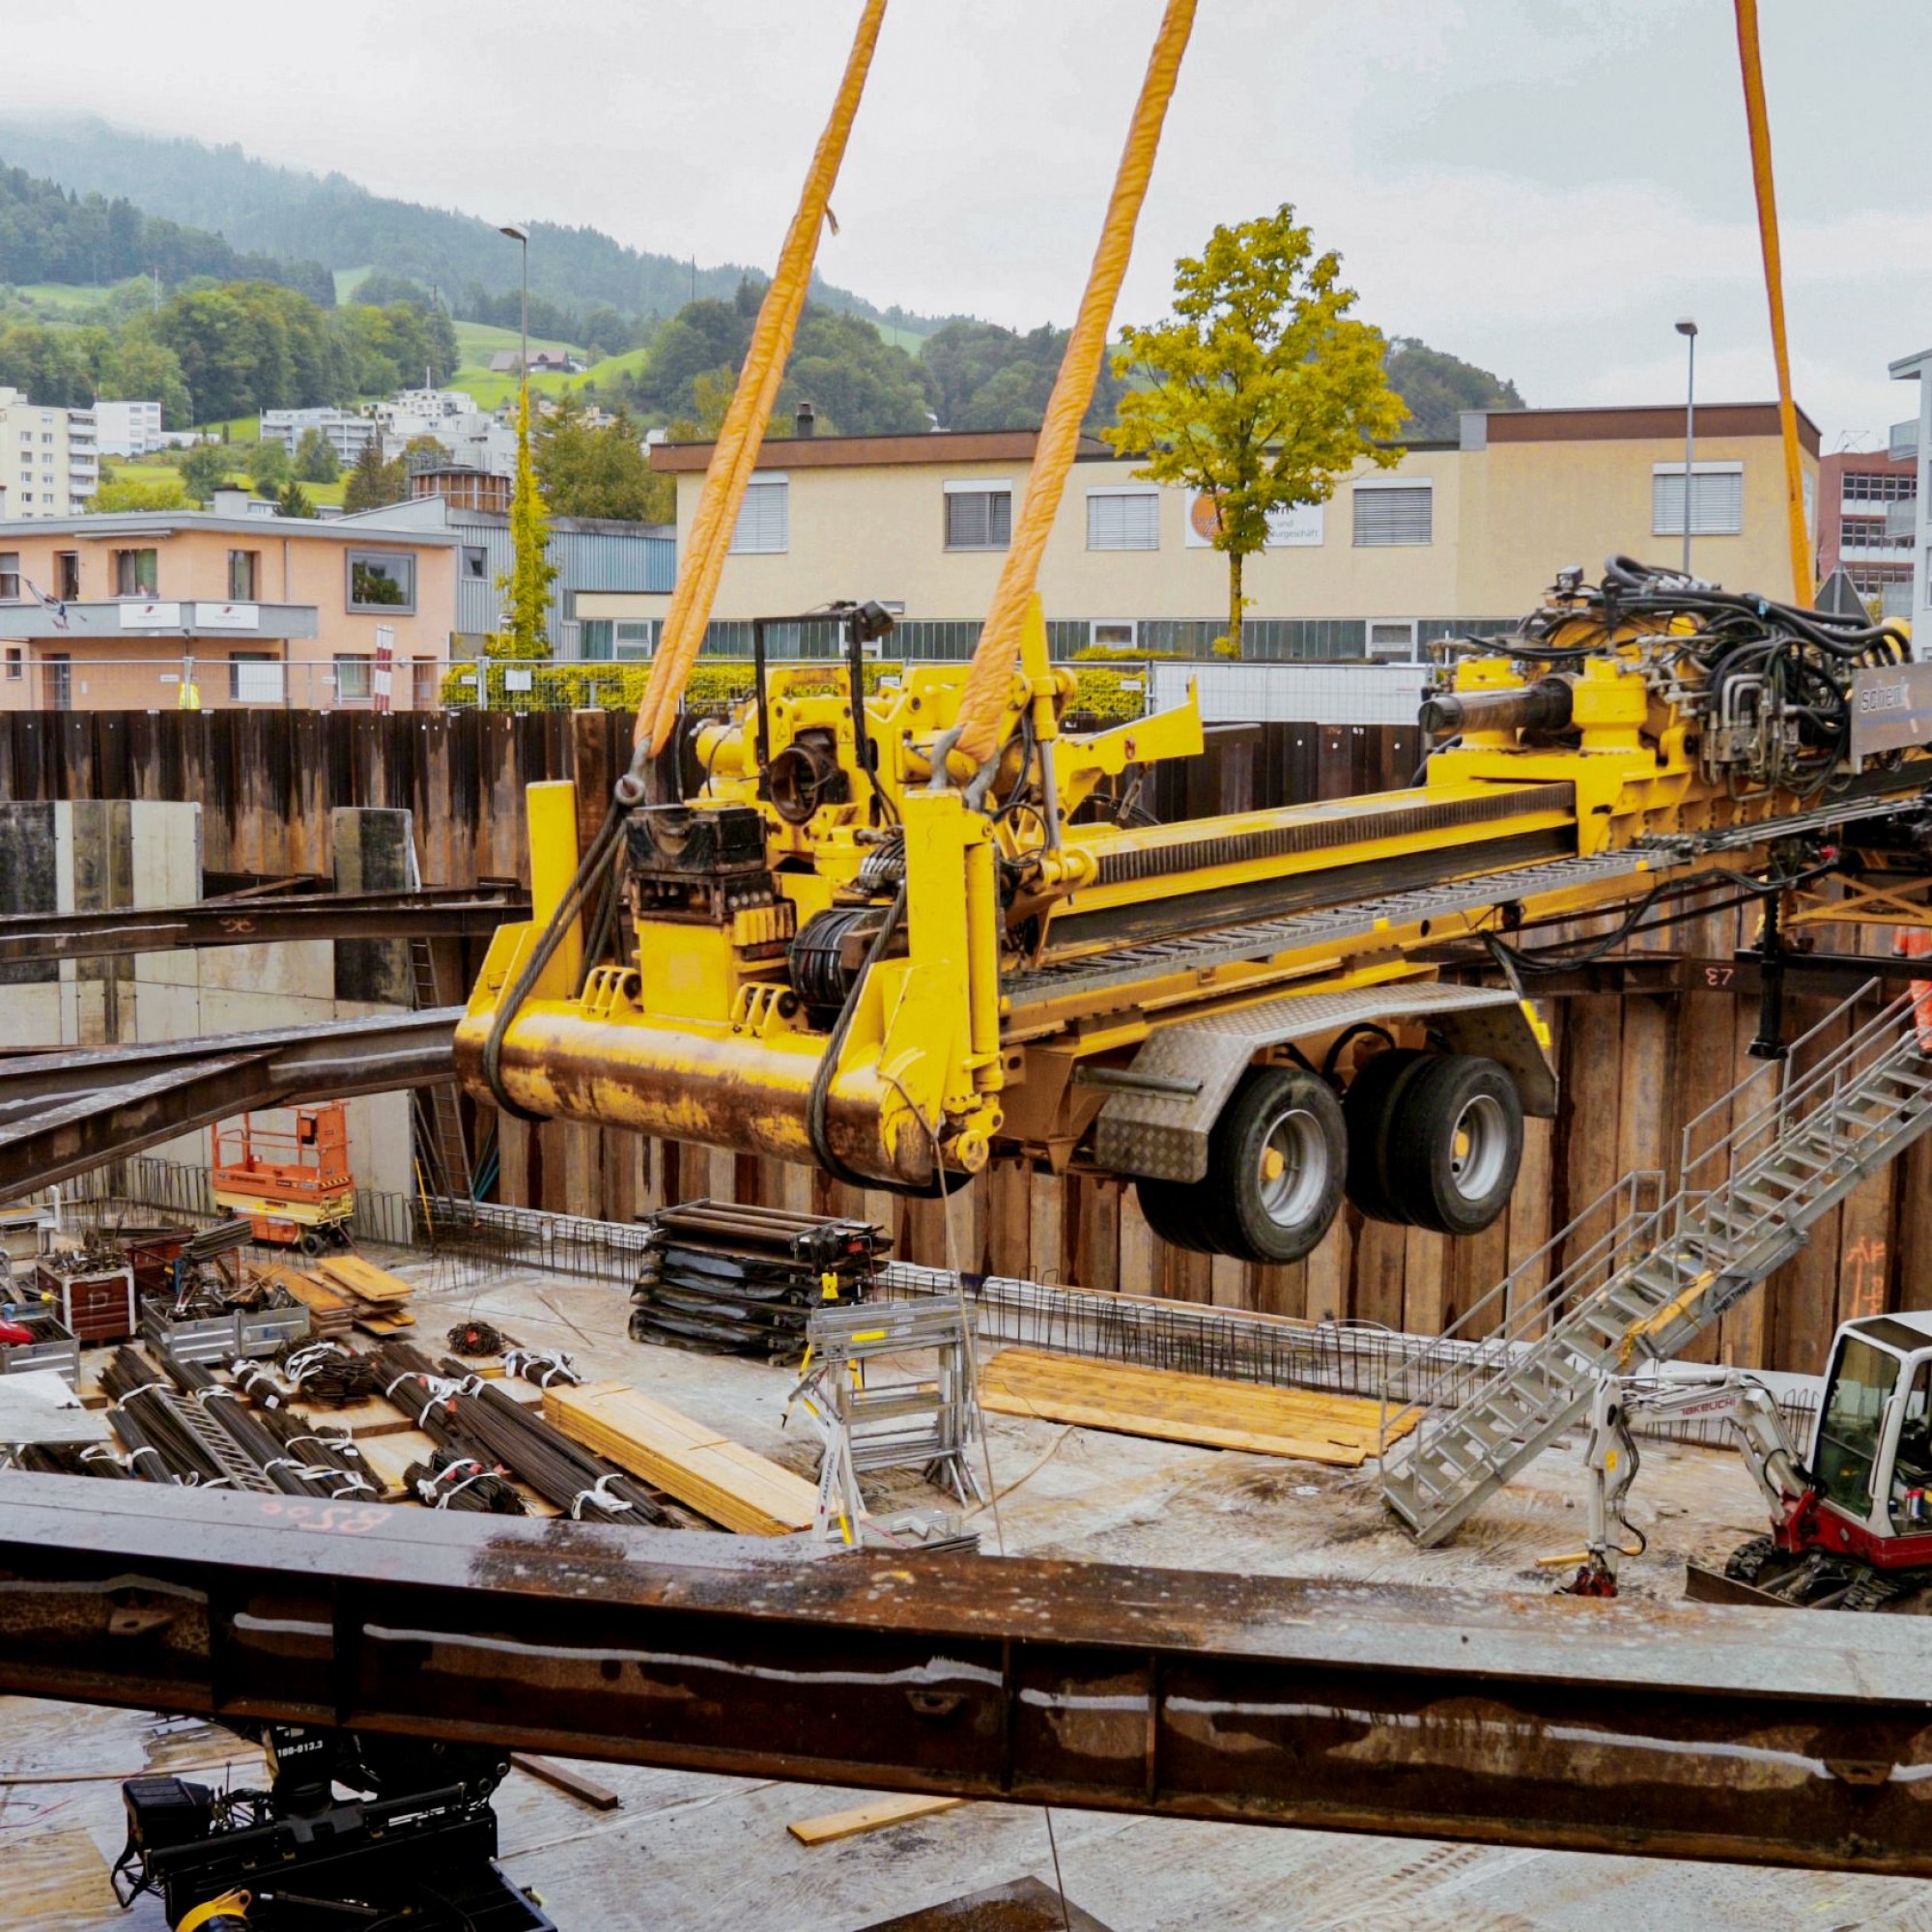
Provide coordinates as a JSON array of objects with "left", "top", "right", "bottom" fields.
[
  {"left": 0, "top": 887, "right": 527, "bottom": 966},
  {"left": 3, "top": 1475, "right": 1932, "bottom": 1875},
  {"left": 0, "top": 1010, "right": 458, "bottom": 1197}
]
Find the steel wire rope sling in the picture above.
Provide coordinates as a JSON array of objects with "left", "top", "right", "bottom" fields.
[
  {"left": 1733, "top": 0, "right": 1812, "bottom": 607},
  {"left": 480, "top": 0, "right": 889, "bottom": 1121},
  {"left": 940, "top": 0, "right": 1198, "bottom": 781}
]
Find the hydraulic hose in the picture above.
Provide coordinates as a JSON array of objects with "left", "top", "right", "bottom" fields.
[{"left": 806, "top": 883, "right": 908, "bottom": 1192}]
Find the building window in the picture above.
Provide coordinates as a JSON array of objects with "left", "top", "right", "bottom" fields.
[
  {"left": 227, "top": 550, "right": 260, "bottom": 601},
  {"left": 730, "top": 476, "right": 789, "bottom": 554},
  {"left": 1086, "top": 489, "right": 1160, "bottom": 552},
  {"left": 944, "top": 481, "right": 1012, "bottom": 552},
  {"left": 1367, "top": 618, "right": 1421, "bottom": 661},
  {"left": 614, "top": 620, "right": 655, "bottom": 660},
  {"left": 54, "top": 552, "right": 78, "bottom": 601},
  {"left": 333, "top": 654, "right": 374, "bottom": 701},
  {"left": 346, "top": 551, "right": 415, "bottom": 611},
  {"left": 1352, "top": 481, "right": 1434, "bottom": 547},
  {"left": 579, "top": 620, "right": 612, "bottom": 662},
  {"left": 0, "top": 552, "right": 17, "bottom": 600},
  {"left": 4, "top": 647, "right": 19, "bottom": 681},
  {"left": 229, "top": 652, "right": 283, "bottom": 703},
  {"left": 1843, "top": 472, "right": 1915, "bottom": 502},
  {"left": 462, "top": 544, "right": 488, "bottom": 579},
  {"left": 113, "top": 548, "right": 159, "bottom": 596},
  {"left": 1653, "top": 462, "right": 1744, "bottom": 537}
]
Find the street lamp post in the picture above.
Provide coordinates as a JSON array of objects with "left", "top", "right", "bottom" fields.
[
  {"left": 1675, "top": 317, "right": 1698, "bottom": 577},
  {"left": 498, "top": 224, "right": 529, "bottom": 383}
]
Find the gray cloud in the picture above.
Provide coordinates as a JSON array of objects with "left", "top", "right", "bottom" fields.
[{"left": 10, "top": 0, "right": 1921, "bottom": 445}]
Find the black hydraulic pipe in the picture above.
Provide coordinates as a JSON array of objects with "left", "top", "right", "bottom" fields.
[{"left": 1420, "top": 679, "right": 1575, "bottom": 739}]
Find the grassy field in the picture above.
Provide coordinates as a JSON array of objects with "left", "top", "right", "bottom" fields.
[{"left": 333, "top": 266, "right": 372, "bottom": 303}]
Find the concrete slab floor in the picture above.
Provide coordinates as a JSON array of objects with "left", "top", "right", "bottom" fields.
[{"left": 9, "top": 1252, "right": 1929, "bottom": 1930}]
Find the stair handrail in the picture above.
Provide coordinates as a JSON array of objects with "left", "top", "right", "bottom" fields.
[
  {"left": 1677, "top": 980, "right": 1910, "bottom": 1237},
  {"left": 1378, "top": 1169, "right": 1664, "bottom": 1460}
]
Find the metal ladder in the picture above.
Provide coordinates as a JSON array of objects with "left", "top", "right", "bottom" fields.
[
  {"left": 1380, "top": 978, "right": 1932, "bottom": 1548},
  {"left": 408, "top": 938, "right": 473, "bottom": 1209}
]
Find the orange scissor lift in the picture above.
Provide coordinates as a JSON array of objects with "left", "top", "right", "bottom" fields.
[{"left": 211, "top": 1103, "right": 356, "bottom": 1254}]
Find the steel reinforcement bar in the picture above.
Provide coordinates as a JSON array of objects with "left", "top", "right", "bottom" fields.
[{"left": 1, "top": 1474, "right": 1930, "bottom": 1875}]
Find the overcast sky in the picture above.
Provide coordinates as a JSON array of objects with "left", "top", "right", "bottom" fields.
[{"left": 16, "top": 1, "right": 1927, "bottom": 446}]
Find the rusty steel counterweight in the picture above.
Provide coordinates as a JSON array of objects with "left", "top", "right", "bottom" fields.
[{"left": 3, "top": 1475, "right": 1932, "bottom": 1875}]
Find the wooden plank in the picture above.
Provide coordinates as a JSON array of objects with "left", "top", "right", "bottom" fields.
[
  {"left": 544, "top": 1380, "right": 818, "bottom": 1534},
  {"left": 977, "top": 1348, "right": 1419, "bottom": 1466},
  {"left": 316, "top": 1255, "right": 413, "bottom": 1304},
  {"left": 512, "top": 1752, "right": 621, "bottom": 1811},
  {"left": 787, "top": 1793, "right": 964, "bottom": 1845},
  {"left": 1349, "top": 1212, "right": 1406, "bottom": 1330}
]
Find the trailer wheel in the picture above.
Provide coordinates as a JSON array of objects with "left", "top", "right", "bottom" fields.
[
  {"left": 1206, "top": 1065, "right": 1347, "bottom": 1265},
  {"left": 1135, "top": 1178, "right": 1221, "bottom": 1257},
  {"left": 1342, "top": 1046, "right": 1427, "bottom": 1226},
  {"left": 1383, "top": 1054, "right": 1522, "bottom": 1236}
]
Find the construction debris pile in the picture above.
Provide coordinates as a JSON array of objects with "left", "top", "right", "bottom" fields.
[{"left": 629, "top": 1199, "right": 888, "bottom": 1361}]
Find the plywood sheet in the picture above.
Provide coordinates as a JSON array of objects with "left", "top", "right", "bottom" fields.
[
  {"left": 977, "top": 1349, "right": 1417, "bottom": 1466},
  {"left": 545, "top": 1379, "right": 817, "bottom": 1534}
]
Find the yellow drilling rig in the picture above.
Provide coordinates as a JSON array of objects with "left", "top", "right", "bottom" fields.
[{"left": 456, "top": 0, "right": 1932, "bottom": 1267}]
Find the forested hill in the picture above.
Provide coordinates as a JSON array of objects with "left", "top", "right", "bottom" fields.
[
  {"left": 0, "top": 159, "right": 331, "bottom": 301},
  {"left": 0, "top": 116, "right": 922, "bottom": 329}
]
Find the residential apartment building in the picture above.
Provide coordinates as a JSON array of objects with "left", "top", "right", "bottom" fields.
[
  {"left": 92, "top": 399, "right": 166, "bottom": 458},
  {"left": 259, "top": 408, "right": 381, "bottom": 465},
  {"left": 0, "top": 510, "right": 457, "bottom": 711},
  {"left": 581, "top": 403, "right": 1820, "bottom": 667},
  {"left": 0, "top": 388, "right": 98, "bottom": 520},
  {"left": 1818, "top": 448, "right": 1916, "bottom": 619},
  {"left": 345, "top": 487, "right": 673, "bottom": 657},
  {"left": 1893, "top": 348, "right": 1931, "bottom": 640}
]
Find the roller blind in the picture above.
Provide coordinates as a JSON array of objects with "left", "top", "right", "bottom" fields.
[
  {"left": 945, "top": 489, "right": 1012, "bottom": 550},
  {"left": 1653, "top": 465, "right": 1744, "bottom": 537},
  {"left": 731, "top": 477, "right": 789, "bottom": 554},
  {"left": 1086, "top": 490, "right": 1160, "bottom": 551},
  {"left": 1352, "top": 483, "right": 1433, "bottom": 547}
]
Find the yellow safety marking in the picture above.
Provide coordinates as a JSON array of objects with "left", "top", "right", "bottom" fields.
[{"left": 1616, "top": 1270, "right": 1714, "bottom": 1371}]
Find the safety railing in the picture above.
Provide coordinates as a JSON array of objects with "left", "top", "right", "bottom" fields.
[
  {"left": 1676, "top": 979, "right": 1919, "bottom": 1250},
  {"left": 1376, "top": 1170, "right": 1667, "bottom": 1461},
  {"left": 0, "top": 655, "right": 454, "bottom": 713}
]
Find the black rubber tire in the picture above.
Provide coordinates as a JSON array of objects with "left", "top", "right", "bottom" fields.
[
  {"left": 1203, "top": 1065, "right": 1347, "bottom": 1265},
  {"left": 1383, "top": 1054, "right": 1524, "bottom": 1236},
  {"left": 1342, "top": 1046, "right": 1428, "bottom": 1226},
  {"left": 1135, "top": 1178, "right": 1223, "bottom": 1257}
]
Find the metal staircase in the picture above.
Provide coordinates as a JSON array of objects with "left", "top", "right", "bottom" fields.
[{"left": 1380, "top": 978, "right": 1932, "bottom": 1547}]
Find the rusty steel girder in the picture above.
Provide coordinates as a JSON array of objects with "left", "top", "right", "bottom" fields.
[
  {"left": 0, "top": 1009, "right": 458, "bottom": 1197},
  {"left": 3, "top": 1474, "right": 1932, "bottom": 1875}
]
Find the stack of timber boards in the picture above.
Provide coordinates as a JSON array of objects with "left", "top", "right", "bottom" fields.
[
  {"left": 628, "top": 1199, "right": 887, "bottom": 1363},
  {"left": 255, "top": 1258, "right": 413, "bottom": 1339},
  {"left": 545, "top": 1379, "right": 818, "bottom": 1534},
  {"left": 978, "top": 1349, "right": 1419, "bottom": 1467}
]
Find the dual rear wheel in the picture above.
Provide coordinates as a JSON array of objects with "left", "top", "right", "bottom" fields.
[{"left": 1136, "top": 1050, "right": 1522, "bottom": 1262}]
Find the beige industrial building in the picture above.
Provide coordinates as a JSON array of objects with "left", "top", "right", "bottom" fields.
[{"left": 581, "top": 402, "right": 1820, "bottom": 662}]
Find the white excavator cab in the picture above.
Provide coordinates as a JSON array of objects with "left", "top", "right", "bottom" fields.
[{"left": 1809, "top": 1314, "right": 1932, "bottom": 1541}]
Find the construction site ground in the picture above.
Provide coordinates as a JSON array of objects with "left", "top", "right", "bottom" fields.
[{"left": 11, "top": 1252, "right": 1931, "bottom": 1932}]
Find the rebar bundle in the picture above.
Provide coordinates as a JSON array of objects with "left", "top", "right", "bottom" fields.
[
  {"left": 272, "top": 1339, "right": 384, "bottom": 1408},
  {"left": 101, "top": 1348, "right": 231, "bottom": 1487},
  {"left": 629, "top": 1200, "right": 886, "bottom": 1363},
  {"left": 402, "top": 1445, "right": 528, "bottom": 1515},
  {"left": 374, "top": 1342, "right": 682, "bottom": 1527},
  {"left": 15, "top": 1440, "right": 132, "bottom": 1481},
  {"left": 154, "top": 1350, "right": 376, "bottom": 1500},
  {"left": 501, "top": 1346, "right": 581, "bottom": 1389}
]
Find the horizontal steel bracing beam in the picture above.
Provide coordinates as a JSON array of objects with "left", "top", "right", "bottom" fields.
[
  {"left": 0, "top": 887, "right": 527, "bottom": 965},
  {"left": 3, "top": 1475, "right": 1931, "bottom": 1876},
  {"left": 0, "top": 1010, "right": 458, "bottom": 1197}
]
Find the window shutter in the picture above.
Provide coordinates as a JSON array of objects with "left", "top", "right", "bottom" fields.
[
  {"left": 731, "top": 479, "right": 789, "bottom": 554},
  {"left": 1653, "top": 467, "right": 1744, "bottom": 537},
  {"left": 1087, "top": 491, "right": 1160, "bottom": 551},
  {"left": 945, "top": 489, "right": 1012, "bottom": 549},
  {"left": 1352, "top": 485, "right": 1433, "bottom": 547}
]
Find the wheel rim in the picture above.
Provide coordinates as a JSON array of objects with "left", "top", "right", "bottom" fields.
[
  {"left": 1255, "top": 1106, "right": 1329, "bottom": 1229},
  {"left": 1447, "top": 1092, "right": 1509, "bottom": 1201}
]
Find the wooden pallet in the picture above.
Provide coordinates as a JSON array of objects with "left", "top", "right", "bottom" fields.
[
  {"left": 544, "top": 1380, "right": 818, "bottom": 1535},
  {"left": 976, "top": 1349, "right": 1420, "bottom": 1466}
]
